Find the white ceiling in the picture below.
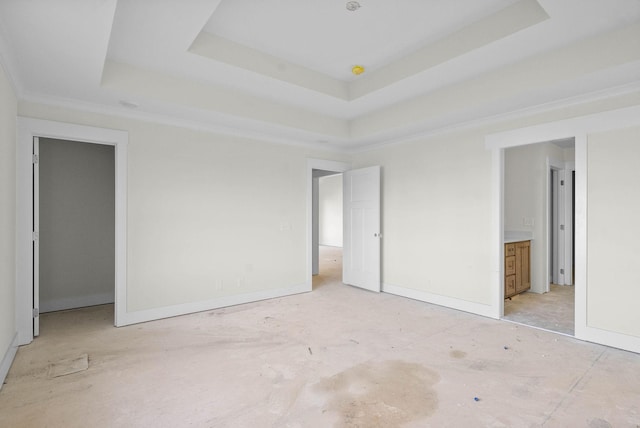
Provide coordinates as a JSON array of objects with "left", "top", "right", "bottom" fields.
[
  {"left": 204, "top": 0, "right": 520, "bottom": 80},
  {"left": 0, "top": 0, "right": 639, "bottom": 151}
]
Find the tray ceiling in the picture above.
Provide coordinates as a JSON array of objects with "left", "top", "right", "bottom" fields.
[{"left": 0, "top": 0, "right": 639, "bottom": 150}]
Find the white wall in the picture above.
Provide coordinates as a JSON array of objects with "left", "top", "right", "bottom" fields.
[
  {"left": 318, "top": 174, "right": 342, "bottom": 247},
  {"left": 354, "top": 132, "right": 494, "bottom": 313},
  {"left": 38, "top": 138, "right": 115, "bottom": 312},
  {"left": 18, "top": 102, "right": 350, "bottom": 316},
  {"left": 354, "top": 92, "right": 640, "bottom": 322},
  {"left": 10, "top": 80, "right": 640, "bottom": 353},
  {"left": 0, "top": 63, "right": 17, "bottom": 386},
  {"left": 504, "top": 142, "right": 567, "bottom": 293},
  {"left": 587, "top": 127, "right": 640, "bottom": 338}
]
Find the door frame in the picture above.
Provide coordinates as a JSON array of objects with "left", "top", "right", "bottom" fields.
[
  {"left": 32, "top": 137, "right": 40, "bottom": 336},
  {"left": 564, "top": 160, "right": 575, "bottom": 286},
  {"left": 16, "top": 118, "right": 128, "bottom": 345},
  {"left": 306, "top": 159, "right": 350, "bottom": 290},
  {"left": 486, "top": 103, "right": 640, "bottom": 353},
  {"left": 547, "top": 158, "right": 565, "bottom": 289}
]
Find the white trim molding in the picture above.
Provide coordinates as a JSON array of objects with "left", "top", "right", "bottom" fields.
[
  {"left": 40, "top": 293, "right": 115, "bottom": 314},
  {"left": 383, "top": 283, "right": 497, "bottom": 319},
  {"left": 16, "top": 118, "right": 128, "bottom": 344},
  {"left": 20, "top": 92, "right": 349, "bottom": 154},
  {"left": 118, "top": 283, "right": 308, "bottom": 326},
  {"left": 486, "top": 104, "right": 640, "bottom": 354},
  {"left": 0, "top": 333, "right": 18, "bottom": 391}
]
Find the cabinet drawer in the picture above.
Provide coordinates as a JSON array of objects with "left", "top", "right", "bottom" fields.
[
  {"left": 505, "top": 243, "right": 516, "bottom": 257},
  {"left": 505, "top": 256, "right": 516, "bottom": 275},
  {"left": 505, "top": 275, "right": 516, "bottom": 297}
]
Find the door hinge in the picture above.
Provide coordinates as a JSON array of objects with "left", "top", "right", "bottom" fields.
[
  {"left": 560, "top": 269, "right": 565, "bottom": 275},
  {"left": 560, "top": 224, "right": 565, "bottom": 231},
  {"left": 32, "top": 154, "right": 39, "bottom": 164},
  {"left": 32, "top": 231, "right": 39, "bottom": 241},
  {"left": 32, "top": 308, "right": 39, "bottom": 318},
  {"left": 560, "top": 180, "right": 564, "bottom": 186}
]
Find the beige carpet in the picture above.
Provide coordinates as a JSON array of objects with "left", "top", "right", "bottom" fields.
[
  {"left": 1, "top": 247, "right": 638, "bottom": 427},
  {"left": 504, "top": 284, "right": 575, "bottom": 336}
]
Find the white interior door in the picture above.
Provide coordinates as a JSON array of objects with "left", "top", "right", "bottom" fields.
[
  {"left": 550, "top": 166, "right": 567, "bottom": 286},
  {"left": 557, "top": 169, "right": 566, "bottom": 285},
  {"left": 33, "top": 137, "right": 40, "bottom": 336},
  {"left": 551, "top": 168, "right": 560, "bottom": 284},
  {"left": 343, "top": 166, "right": 381, "bottom": 292}
]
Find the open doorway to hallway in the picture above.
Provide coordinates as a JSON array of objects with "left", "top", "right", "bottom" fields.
[{"left": 502, "top": 139, "right": 575, "bottom": 335}]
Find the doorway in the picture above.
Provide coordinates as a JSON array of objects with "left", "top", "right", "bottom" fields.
[
  {"left": 307, "top": 159, "right": 350, "bottom": 292},
  {"left": 306, "top": 158, "right": 381, "bottom": 293},
  {"left": 313, "top": 171, "right": 343, "bottom": 289},
  {"left": 502, "top": 140, "right": 575, "bottom": 335},
  {"left": 35, "top": 138, "right": 115, "bottom": 336},
  {"left": 16, "top": 118, "right": 128, "bottom": 346}
]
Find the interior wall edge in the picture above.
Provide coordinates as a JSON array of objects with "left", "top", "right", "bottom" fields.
[{"left": 0, "top": 333, "right": 18, "bottom": 391}]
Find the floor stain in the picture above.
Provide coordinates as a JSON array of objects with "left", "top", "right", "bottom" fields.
[
  {"left": 449, "top": 350, "right": 466, "bottom": 359},
  {"left": 588, "top": 418, "right": 612, "bottom": 428},
  {"left": 315, "top": 360, "right": 439, "bottom": 427}
]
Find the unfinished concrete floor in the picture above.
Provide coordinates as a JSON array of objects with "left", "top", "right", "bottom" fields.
[
  {"left": 504, "top": 285, "right": 575, "bottom": 336},
  {"left": 1, "top": 246, "right": 639, "bottom": 427}
]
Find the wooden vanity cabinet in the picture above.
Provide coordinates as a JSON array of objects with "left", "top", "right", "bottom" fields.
[{"left": 504, "top": 240, "right": 530, "bottom": 298}]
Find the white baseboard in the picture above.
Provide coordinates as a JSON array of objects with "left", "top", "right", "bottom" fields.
[
  {"left": 40, "top": 292, "right": 114, "bottom": 313},
  {"left": 117, "top": 283, "right": 309, "bottom": 327},
  {"left": 0, "top": 333, "right": 19, "bottom": 391},
  {"left": 383, "top": 283, "right": 640, "bottom": 355},
  {"left": 578, "top": 325, "right": 640, "bottom": 354},
  {"left": 382, "top": 283, "right": 498, "bottom": 319}
]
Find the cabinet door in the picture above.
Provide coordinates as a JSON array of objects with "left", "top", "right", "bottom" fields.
[
  {"left": 505, "top": 275, "right": 516, "bottom": 297},
  {"left": 515, "top": 241, "right": 531, "bottom": 293},
  {"left": 505, "top": 243, "right": 516, "bottom": 257},
  {"left": 505, "top": 256, "right": 516, "bottom": 276}
]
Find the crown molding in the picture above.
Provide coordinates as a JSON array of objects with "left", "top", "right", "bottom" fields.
[
  {"left": 17, "top": 79, "right": 640, "bottom": 156},
  {"left": 351, "top": 80, "right": 640, "bottom": 153},
  {"left": 19, "top": 92, "right": 349, "bottom": 154}
]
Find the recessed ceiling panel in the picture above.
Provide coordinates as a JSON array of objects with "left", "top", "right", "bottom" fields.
[{"left": 203, "top": 0, "right": 520, "bottom": 80}]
